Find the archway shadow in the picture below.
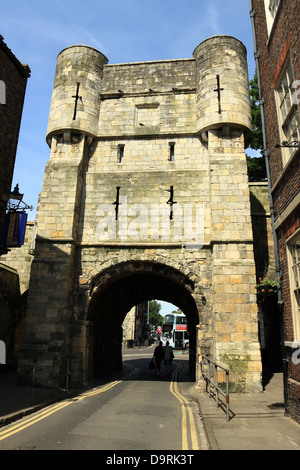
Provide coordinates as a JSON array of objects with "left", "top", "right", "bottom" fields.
[
  {"left": 87, "top": 260, "right": 200, "bottom": 382},
  {"left": 121, "top": 356, "right": 196, "bottom": 384}
]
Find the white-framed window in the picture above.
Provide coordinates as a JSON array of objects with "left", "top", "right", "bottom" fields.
[
  {"left": 288, "top": 232, "right": 300, "bottom": 341},
  {"left": 269, "top": 0, "right": 280, "bottom": 18},
  {"left": 264, "top": 0, "right": 281, "bottom": 34},
  {"left": 275, "top": 60, "right": 300, "bottom": 165}
]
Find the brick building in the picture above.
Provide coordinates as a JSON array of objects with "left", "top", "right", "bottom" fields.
[
  {"left": 250, "top": 0, "right": 300, "bottom": 423},
  {"left": 0, "top": 36, "right": 30, "bottom": 367},
  {"left": 0, "top": 35, "right": 30, "bottom": 252}
]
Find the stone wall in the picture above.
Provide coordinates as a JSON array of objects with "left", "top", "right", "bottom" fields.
[
  {"left": 1, "top": 221, "right": 35, "bottom": 293},
  {"left": 249, "top": 182, "right": 276, "bottom": 281},
  {"left": 0, "top": 222, "right": 35, "bottom": 368},
  {"left": 0, "top": 263, "right": 21, "bottom": 368}
]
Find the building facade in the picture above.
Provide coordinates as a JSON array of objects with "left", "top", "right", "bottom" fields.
[
  {"left": 0, "top": 36, "right": 30, "bottom": 368},
  {"left": 18, "top": 36, "right": 263, "bottom": 392},
  {"left": 250, "top": 0, "right": 300, "bottom": 422},
  {"left": 0, "top": 36, "right": 30, "bottom": 253}
]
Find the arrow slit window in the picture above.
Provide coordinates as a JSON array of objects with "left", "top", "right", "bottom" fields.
[
  {"left": 118, "top": 144, "right": 125, "bottom": 163},
  {"left": 169, "top": 143, "right": 175, "bottom": 162}
]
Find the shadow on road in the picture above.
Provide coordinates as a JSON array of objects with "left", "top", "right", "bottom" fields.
[{"left": 122, "top": 356, "right": 195, "bottom": 384}]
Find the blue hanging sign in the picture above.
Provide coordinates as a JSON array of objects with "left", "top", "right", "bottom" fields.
[{"left": 1, "top": 211, "right": 27, "bottom": 247}]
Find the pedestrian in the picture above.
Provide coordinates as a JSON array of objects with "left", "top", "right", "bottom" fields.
[
  {"left": 153, "top": 341, "right": 164, "bottom": 375},
  {"left": 163, "top": 341, "right": 174, "bottom": 374}
]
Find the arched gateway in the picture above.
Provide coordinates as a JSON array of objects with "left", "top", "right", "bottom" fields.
[
  {"left": 87, "top": 260, "right": 199, "bottom": 377},
  {"left": 18, "top": 36, "right": 262, "bottom": 392}
]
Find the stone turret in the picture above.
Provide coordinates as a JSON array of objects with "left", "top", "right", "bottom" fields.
[
  {"left": 46, "top": 45, "right": 108, "bottom": 145},
  {"left": 193, "top": 35, "right": 252, "bottom": 144}
]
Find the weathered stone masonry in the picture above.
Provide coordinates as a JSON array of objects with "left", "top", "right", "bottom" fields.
[{"left": 18, "top": 36, "right": 263, "bottom": 391}]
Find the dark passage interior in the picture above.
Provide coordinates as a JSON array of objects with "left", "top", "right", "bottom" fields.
[{"left": 87, "top": 261, "right": 199, "bottom": 378}]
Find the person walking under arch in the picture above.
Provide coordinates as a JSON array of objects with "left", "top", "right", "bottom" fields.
[
  {"left": 164, "top": 341, "right": 174, "bottom": 374},
  {"left": 153, "top": 341, "right": 164, "bottom": 375}
]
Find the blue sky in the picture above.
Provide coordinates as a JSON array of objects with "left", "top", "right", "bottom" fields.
[{"left": 1, "top": 0, "right": 257, "bottom": 316}]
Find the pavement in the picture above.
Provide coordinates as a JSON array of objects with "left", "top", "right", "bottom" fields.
[
  {"left": 1, "top": 360, "right": 300, "bottom": 451},
  {"left": 190, "top": 370, "right": 300, "bottom": 451}
]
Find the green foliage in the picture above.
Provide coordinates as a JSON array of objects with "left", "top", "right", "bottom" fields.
[
  {"left": 246, "top": 70, "right": 267, "bottom": 182},
  {"left": 149, "top": 300, "right": 164, "bottom": 327},
  {"left": 246, "top": 154, "right": 267, "bottom": 182},
  {"left": 256, "top": 277, "right": 279, "bottom": 296},
  {"left": 249, "top": 70, "right": 263, "bottom": 151}
]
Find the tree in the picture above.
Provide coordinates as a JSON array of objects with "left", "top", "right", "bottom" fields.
[
  {"left": 246, "top": 154, "right": 267, "bottom": 182},
  {"left": 246, "top": 70, "right": 267, "bottom": 182},
  {"left": 149, "top": 300, "right": 164, "bottom": 327},
  {"left": 249, "top": 70, "right": 263, "bottom": 151}
]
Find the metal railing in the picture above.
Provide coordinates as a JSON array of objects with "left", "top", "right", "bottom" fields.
[
  {"left": 201, "top": 356, "right": 230, "bottom": 421},
  {"left": 52, "top": 353, "right": 83, "bottom": 391},
  {"left": 31, "top": 353, "right": 83, "bottom": 404}
]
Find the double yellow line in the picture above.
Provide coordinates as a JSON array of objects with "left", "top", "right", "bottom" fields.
[
  {"left": 75, "top": 379, "right": 123, "bottom": 401},
  {"left": 1, "top": 365, "right": 198, "bottom": 449},
  {"left": 0, "top": 400, "right": 73, "bottom": 441},
  {"left": 0, "top": 379, "right": 123, "bottom": 442},
  {"left": 170, "top": 364, "right": 200, "bottom": 451}
]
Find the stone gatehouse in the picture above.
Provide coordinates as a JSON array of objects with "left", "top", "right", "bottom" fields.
[{"left": 18, "top": 35, "right": 263, "bottom": 391}]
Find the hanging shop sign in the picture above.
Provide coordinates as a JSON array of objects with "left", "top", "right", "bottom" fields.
[{"left": 1, "top": 211, "right": 27, "bottom": 247}]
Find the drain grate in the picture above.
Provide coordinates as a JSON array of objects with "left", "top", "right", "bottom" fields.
[{"left": 14, "top": 446, "right": 36, "bottom": 450}]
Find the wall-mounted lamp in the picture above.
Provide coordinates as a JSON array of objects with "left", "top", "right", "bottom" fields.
[
  {"left": 202, "top": 296, "right": 206, "bottom": 306},
  {"left": 7, "top": 184, "right": 33, "bottom": 211},
  {"left": 11, "top": 184, "right": 23, "bottom": 202},
  {"left": 274, "top": 140, "right": 300, "bottom": 148}
]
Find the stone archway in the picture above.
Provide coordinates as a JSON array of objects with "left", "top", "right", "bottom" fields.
[{"left": 87, "top": 260, "right": 200, "bottom": 378}]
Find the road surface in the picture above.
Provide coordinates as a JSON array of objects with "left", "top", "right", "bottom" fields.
[{"left": 0, "top": 346, "right": 206, "bottom": 451}]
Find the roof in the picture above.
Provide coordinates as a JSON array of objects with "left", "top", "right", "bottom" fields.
[{"left": 0, "top": 35, "right": 31, "bottom": 77}]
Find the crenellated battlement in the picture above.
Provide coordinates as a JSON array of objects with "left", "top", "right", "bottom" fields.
[{"left": 46, "top": 36, "right": 252, "bottom": 148}]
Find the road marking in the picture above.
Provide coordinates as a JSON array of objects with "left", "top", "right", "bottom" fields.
[
  {"left": 0, "top": 363, "right": 198, "bottom": 449},
  {"left": 0, "top": 378, "right": 125, "bottom": 442},
  {"left": 0, "top": 401, "right": 73, "bottom": 441},
  {"left": 170, "top": 364, "right": 200, "bottom": 451},
  {"left": 76, "top": 380, "right": 122, "bottom": 400}
]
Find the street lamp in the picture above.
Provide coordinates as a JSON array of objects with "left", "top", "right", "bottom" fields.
[{"left": 7, "top": 184, "right": 33, "bottom": 211}]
